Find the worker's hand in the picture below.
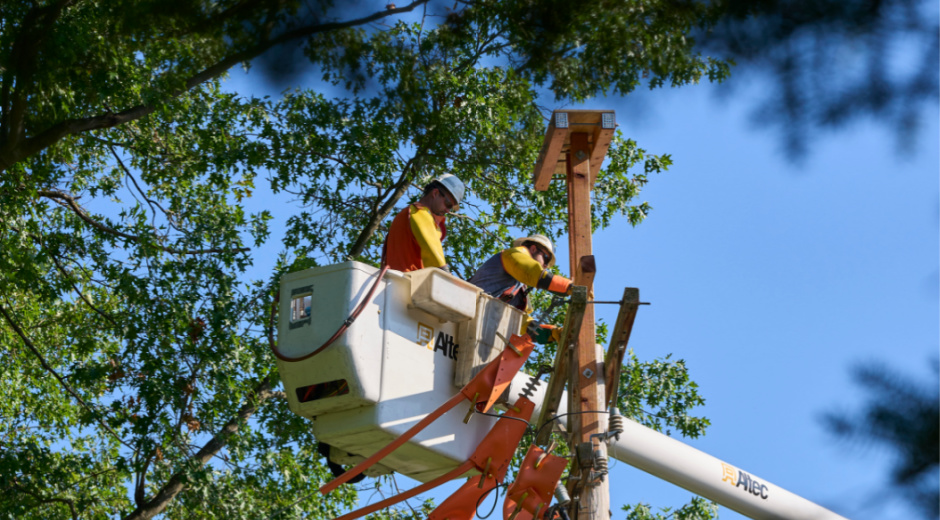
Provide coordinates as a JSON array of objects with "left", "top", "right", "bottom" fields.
[
  {"left": 526, "top": 322, "right": 560, "bottom": 345},
  {"left": 549, "top": 325, "right": 563, "bottom": 343},
  {"left": 564, "top": 284, "right": 593, "bottom": 301}
]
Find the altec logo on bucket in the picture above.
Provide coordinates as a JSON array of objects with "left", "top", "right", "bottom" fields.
[
  {"left": 432, "top": 331, "right": 459, "bottom": 360},
  {"left": 721, "top": 463, "right": 769, "bottom": 499},
  {"left": 415, "top": 324, "right": 459, "bottom": 360}
]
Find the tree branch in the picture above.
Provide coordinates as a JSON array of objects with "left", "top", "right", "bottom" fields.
[
  {"left": 4, "top": 0, "right": 77, "bottom": 146},
  {"left": 134, "top": 450, "right": 153, "bottom": 507},
  {"left": 121, "top": 376, "right": 277, "bottom": 520},
  {"left": 109, "top": 144, "right": 185, "bottom": 234},
  {"left": 11, "top": 483, "right": 79, "bottom": 520},
  {"left": 37, "top": 189, "right": 250, "bottom": 255},
  {"left": 0, "top": 300, "right": 132, "bottom": 451},
  {"left": 0, "top": 0, "right": 432, "bottom": 172},
  {"left": 43, "top": 241, "right": 122, "bottom": 329},
  {"left": 346, "top": 166, "right": 415, "bottom": 260},
  {"left": 345, "top": 132, "right": 443, "bottom": 260}
]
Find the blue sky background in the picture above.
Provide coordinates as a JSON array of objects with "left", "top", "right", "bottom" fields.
[
  {"left": 224, "top": 32, "right": 938, "bottom": 520},
  {"left": 577, "top": 78, "right": 938, "bottom": 520}
]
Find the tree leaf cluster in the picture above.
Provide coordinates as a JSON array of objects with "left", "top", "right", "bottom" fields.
[{"left": 0, "top": 1, "right": 733, "bottom": 518}]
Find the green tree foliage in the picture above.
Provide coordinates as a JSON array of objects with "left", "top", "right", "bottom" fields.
[
  {"left": 623, "top": 496, "right": 718, "bottom": 520},
  {"left": 0, "top": 1, "right": 727, "bottom": 518},
  {"left": 823, "top": 360, "right": 939, "bottom": 519}
]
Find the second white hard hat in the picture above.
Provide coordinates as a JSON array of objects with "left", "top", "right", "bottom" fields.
[
  {"left": 434, "top": 173, "right": 465, "bottom": 205},
  {"left": 512, "top": 234, "right": 555, "bottom": 268}
]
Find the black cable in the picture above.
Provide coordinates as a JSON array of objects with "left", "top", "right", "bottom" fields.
[
  {"left": 534, "top": 410, "right": 611, "bottom": 446},
  {"left": 471, "top": 409, "right": 535, "bottom": 430},
  {"left": 317, "top": 442, "right": 366, "bottom": 484},
  {"left": 535, "top": 295, "right": 569, "bottom": 323},
  {"left": 542, "top": 504, "right": 556, "bottom": 520},
  {"left": 476, "top": 481, "right": 507, "bottom": 519}
]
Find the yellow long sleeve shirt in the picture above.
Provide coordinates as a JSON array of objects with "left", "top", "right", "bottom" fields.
[{"left": 383, "top": 203, "right": 447, "bottom": 272}]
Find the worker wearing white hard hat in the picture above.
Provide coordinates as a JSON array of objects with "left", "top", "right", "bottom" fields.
[
  {"left": 382, "top": 174, "right": 465, "bottom": 273},
  {"left": 468, "top": 234, "right": 573, "bottom": 344}
]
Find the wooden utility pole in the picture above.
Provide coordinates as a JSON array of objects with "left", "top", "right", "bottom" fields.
[{"left": 532, "top": 110, "right": 616, "bottom": 520}]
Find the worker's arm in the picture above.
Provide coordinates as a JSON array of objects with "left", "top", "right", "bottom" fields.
[
  {"left": 501, "top": 246, "right": 571, "bottom": 295},
  {"left": 410, "top": 205, "right": 447, "bottom": 269}
]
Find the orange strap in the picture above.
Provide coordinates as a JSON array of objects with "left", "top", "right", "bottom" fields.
[
  {"left": 329, "top": 398, "right": 535, "bottom": 520},
  {"left": 503, "top": 446, "right": 568, "bottom": 520},
  {"left": 469, "top": 397, "right": 535, "bottom": 481},
  {"left": 331, "top": 460, "right": 476, "bottom": 520},
  {"left": 319, "top": 392, "right": 465, "bottom": 495},
  {"left": 320, "top": 335, "right": 535, "bottom": 496},
  {"left": 428, "top": 473, "right": 499, "bottom": 520},
  {"left": 461, "top": 334, "right": 535, "bottom": 414}
]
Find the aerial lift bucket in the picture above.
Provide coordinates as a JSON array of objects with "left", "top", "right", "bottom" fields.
[{"left": 275, "top": 261, "right": 525, "bottom": 482}]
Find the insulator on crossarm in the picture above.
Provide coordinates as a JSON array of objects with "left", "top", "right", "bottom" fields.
[
  {"left": 519, "top": 372, "right": 543, "bottom": 400},
  {"left": 553, "top": 481, "right": 571, "bottom": 506},
  {"left": 593, "top": 447, "right": 608, "bottom": 481},
  {"left": 608, "top": 407, "right": 624, "bottom": 442}
]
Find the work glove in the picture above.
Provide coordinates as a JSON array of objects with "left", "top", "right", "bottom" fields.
[
  {"left": 526, "top": 322, "right": 562, "bottom": 345},
  {"left": 543, "top": 273, "right": 573, "bottom": 296},
  {"left": 565, "top": 284, "right": 594, "bottom": 301}
]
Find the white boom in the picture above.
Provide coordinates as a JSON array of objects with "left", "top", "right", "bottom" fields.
[
  {"left": 607, "top": 418, "right": 849, "bottom": 520},
  {"left": 506, "top": 373, "right": 849, "bottom": 520}
]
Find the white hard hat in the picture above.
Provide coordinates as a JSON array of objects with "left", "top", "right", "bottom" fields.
[
  {"left": 512, "top": 234, "right": 555, "bottom": 268},
  {"left": 434, "top": 174, "right": 465, "bottom": 205}
]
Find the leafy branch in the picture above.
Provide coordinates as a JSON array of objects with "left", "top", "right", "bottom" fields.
[
  {"left": 0, "top": 0, "right": 433, "bottom": 172},
  {"left": 121, "top": 376, "right": 278, "bottom": 520},
  {"left": 0, "top": 300, "right": 133, "bottom": 451},
  {"left": 37, "top": 189, "right": 250, "bottom": 255}
]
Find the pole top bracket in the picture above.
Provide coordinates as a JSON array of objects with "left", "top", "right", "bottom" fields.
[{"left": 532, "top": 110, "right": 617, "bottom": 191}]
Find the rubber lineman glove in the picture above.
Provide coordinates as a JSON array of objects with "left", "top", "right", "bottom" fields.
[
  {"left": 544, "top": 273, "right": 572, "bottom": 296},
  {"left": 526, "top": 322, "right": 563, "bottom": 345},
  {"left": 545, "top": 276, "right": 593, "bottom": 300}
]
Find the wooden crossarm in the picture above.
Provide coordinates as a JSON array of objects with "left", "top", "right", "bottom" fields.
[
  {"left": 603, "top": 288, "right": 640, "bottom": 408},
  {"left": 534, "top": 285, "right": 588, "bottom": 445}
]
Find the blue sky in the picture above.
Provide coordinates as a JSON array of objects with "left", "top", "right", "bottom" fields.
[
  {"left": 223, "top": 32, "right": 938, "bottom": 520},
  {"left": 577, "top": 79, "right": 938, "bottom": 520}
]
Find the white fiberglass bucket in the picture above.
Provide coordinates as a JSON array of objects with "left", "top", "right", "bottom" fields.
[{"left": 276, "top": 261, "right": 501, "bottom": 482}]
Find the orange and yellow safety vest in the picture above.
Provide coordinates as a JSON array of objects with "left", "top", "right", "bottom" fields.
[{"left": 382, "top": 203, "right": 447, "bottom": 272}]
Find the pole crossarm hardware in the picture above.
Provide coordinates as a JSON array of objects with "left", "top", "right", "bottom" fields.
[
  {"left": 604, "top": 287, "right": 641, "bottom": 408},
  {"left": 532, "top": 110, "right": 617, "bottom": 190},
  {"left": 534, "top": 285, "right": 588, "bottom": 446}
]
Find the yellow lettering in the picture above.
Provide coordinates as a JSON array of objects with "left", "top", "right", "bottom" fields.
[{"left": 721, "top": 463, "right": 737, "bottom": 485}]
